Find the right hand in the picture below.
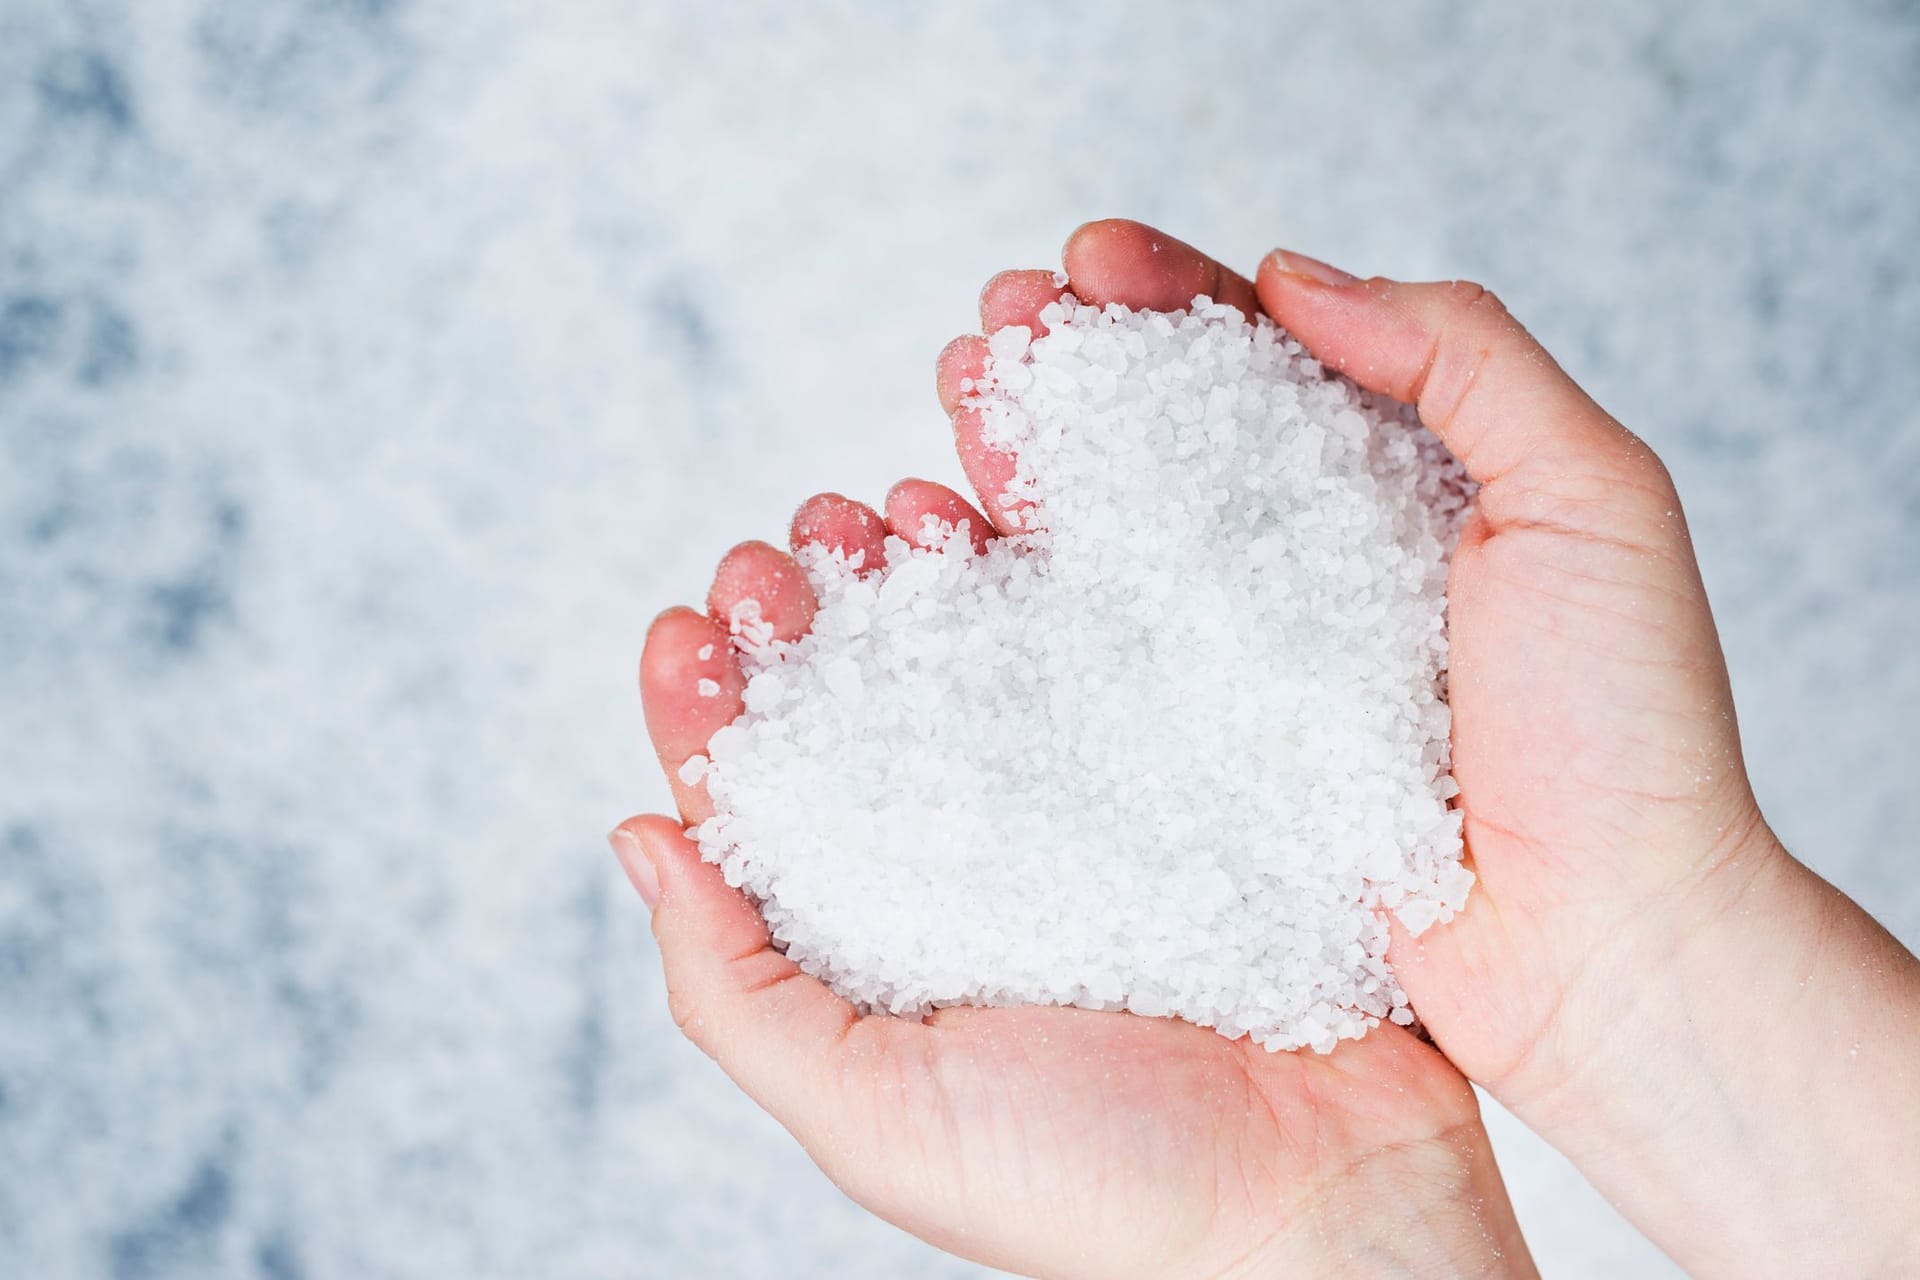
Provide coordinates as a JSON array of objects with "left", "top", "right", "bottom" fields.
[{"left": 954, "top": 221, "right": 1920, "bottom": 1279}]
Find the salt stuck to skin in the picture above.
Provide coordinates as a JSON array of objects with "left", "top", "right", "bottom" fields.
[{"left": 694, "top": 295, "right": 1475, "bottom": 1052}]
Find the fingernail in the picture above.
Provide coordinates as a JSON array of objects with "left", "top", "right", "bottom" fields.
[
  {"left": 608, "top": 825, "right": 661, "bottom": 909},
  {"left": 1267, "top": 249, "right": 1359, "bottom": 288}
]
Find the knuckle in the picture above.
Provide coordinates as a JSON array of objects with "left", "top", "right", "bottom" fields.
[
  {"left": 1413, "top": 281, "right": 1534, "bottom": 439},
  {"left": 665, "top": 980, "right": 704, "bottom": 1040},
  {"left": 1627, "top": 439, "right": 1677, "bottom": 492},
  {"left": 1444, "top": 280, "right": 1510, "bottom": 331}
]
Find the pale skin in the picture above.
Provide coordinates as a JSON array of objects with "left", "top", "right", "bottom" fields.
[{"left": 611, "top": 220, "right": 1920, "bottom": 1279}]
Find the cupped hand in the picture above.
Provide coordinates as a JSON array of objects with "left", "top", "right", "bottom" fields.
[
  {"left": 931, "top": 222, "right": 1919, "bottom": 1280},
  {"left": 613, "top": 260, "right": 1538, "bottom": 1278}
]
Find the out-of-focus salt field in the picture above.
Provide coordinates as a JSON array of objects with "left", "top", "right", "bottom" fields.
[{"left": 3, "top": 3, "right": 1915, "bottom": 1276}]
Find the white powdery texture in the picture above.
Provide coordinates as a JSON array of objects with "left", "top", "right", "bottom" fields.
[{"left": 693, "top": 296, "right": 1475, "bottom": 1052}]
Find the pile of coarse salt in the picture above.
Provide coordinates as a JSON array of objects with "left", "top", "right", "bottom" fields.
[{"left": 688, "top": 295, "right": 1474, "bottom": 1052}]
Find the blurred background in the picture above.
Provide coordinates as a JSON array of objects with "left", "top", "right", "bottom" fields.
[{"left": 2, "top": 2, "right": 1916, "bottom": 1276}]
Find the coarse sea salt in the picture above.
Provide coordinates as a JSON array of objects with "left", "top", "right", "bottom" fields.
[{"left": 694, "top": 295, "right": 1474, "bottom": 1052}]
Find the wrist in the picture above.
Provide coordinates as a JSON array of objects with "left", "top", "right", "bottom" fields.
[
  {"left": 1213, "top": 1121, "right": 1538, "bottom": 1280},
  {"left": 1511, "top": 824, "right": 1920, "bottom": 1278}
]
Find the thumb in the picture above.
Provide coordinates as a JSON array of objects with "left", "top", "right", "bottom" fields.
[
  {"left": 1255, "top": 253, "right": 1673, "bottom": 529},
  {"left": 610, "top": 815, "right": 858, "bottom": 1134}
]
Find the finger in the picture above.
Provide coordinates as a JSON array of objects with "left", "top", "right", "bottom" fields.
[
  {"left": 936, "top": 339, "right": 1032, "bottom": 533},
  {"left": 1062, "top": 218, "right": 1259, "bottom": 318},
  {"left": 979, "top": 267, "right": 1067, "bottom": 335},
  {"left": 613, "top": 815, "right": 859, "bottom": 1132},
  {"left": 935, "top": 270, "right": 1064, "bottom": 515},
  {"left": 935, "top": 334, "right": 987, "bottom": 417},
  {"left": 935, "top": 269, "right": 1071, "bottom": 529},
  {"left": 707, "top": 540, "right": 817, "bottom": 643},
  {"left": 884, "top": 479, "right": 993, "bottom": 554},
  {"left": 639, "top": 607, "right": 744, "bottom": 822},
  {"left": 789, "top": 492, "right": 889, "bottom": 575},
  {"left": 1254, "top": 252, "right": 1659, "bottom": 506},
  {"left": 951, "top": 402, "right": 1029, "bottom": 536}
]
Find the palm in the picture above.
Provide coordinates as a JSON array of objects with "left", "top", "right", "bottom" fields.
[
  {"left": 818, "top": 1005, "right": 1475, "bottom": 1280},
  {"left": 1387, "top": 467, "right": 1764, "bottom": 1095}
]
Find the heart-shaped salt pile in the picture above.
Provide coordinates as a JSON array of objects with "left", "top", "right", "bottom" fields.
[{"left": 688, "top": 295, "right": 1473, "bottom": 1052}]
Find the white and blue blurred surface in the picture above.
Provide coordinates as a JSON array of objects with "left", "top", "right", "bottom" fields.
[{"left": 2, "top": 3, "right": 1916, "bottom": 1276}]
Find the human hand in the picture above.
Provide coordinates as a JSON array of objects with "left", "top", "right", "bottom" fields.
[
  {"left": 952, "top": 222, "right": 1920, "bottom": 1278},
  {"left": 610, "top": 236, "right": 1544, "bottom": 1278}
]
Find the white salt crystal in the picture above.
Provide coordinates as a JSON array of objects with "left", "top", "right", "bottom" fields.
[
  {"left": 695, "top": 296, "right": 1473, "bottom": 1052},
  {"left": 875, "top": 555, "right": 941, "bottom": 613},
  {"left": 696, "top": 677, "right": 720, "bottom": 698},
  {"left": 821, "top": 657, "right": 863, "bottom": 702},
  {"left": 1395, "top": 897, "right": 1444, "bottom": 936},
  {"left": 987, "top": 324, "right": 1032, "bottom": 363},
  {"left": 741, "top": 669, "right": 786, "bottom": 713},
  {"left": 677, "top": 754, "right": 709, "bottom": 785}
]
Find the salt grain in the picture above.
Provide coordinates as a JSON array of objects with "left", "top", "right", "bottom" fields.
[{"left": 695, "top": 296, "right": 1474, "bottom": 1051}]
